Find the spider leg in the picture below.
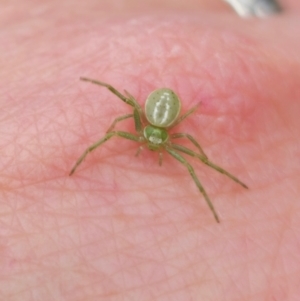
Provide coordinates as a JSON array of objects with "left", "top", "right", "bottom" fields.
[
  {"left": 106, "top": 111, "right": 142, "bottom": 134},
  {"left": 124, "top": 90, "right": 143, "bottom": 113},
  {"left": 80, "top": 77, "right": 136, "bottom": 108},
  {"left": 135, "top": 145, "right": 144, "bottom": 157},
  {"left": 133, "top": 108, "right": 143, "bottom": 134},
  {"left": 159, "top": 152, "right": 163, "bottom": 166},
  {"left": 123, "top": 90, "right": 145, "bottom": 134},
  {"left": 165, "top": 146, "right": 220, "bottom": 223},
  {"left": 69, "top": 131, "right": 140, "bottom": 176},
  {"left": 80, "top": 78, "right": 144, "bottom": 134},
  {"left": 135, "top": 147, "right": 163, "bottom": 166},
  {"left": 170, "top": 143, "right": 248, "bottom": 189},
  {"left": 170, "top": 103, "right": 200, "bottom": 128},
  {"left": 171, "top": 132, "right": 208, "bottom": 159},
  {"left": 106, "top": 114, "right": 134, "bottom": 133}
]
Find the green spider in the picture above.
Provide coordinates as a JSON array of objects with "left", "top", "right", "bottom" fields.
[{"left": 70, "top": 77, "right": 248, "bottom": 223}]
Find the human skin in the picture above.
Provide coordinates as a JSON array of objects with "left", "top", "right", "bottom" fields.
[{"left": 1, "top": 0, "right": 300, "bottom": 300}]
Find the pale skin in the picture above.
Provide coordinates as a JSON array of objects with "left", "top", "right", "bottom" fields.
[{"left": 1, "top": 0, "right": 300, "bottom": 301}]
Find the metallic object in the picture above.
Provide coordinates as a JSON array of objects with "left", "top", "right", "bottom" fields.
[
  {"left": 70, "top": 77, "right": 249, "bottom": 223},
  {"left": 223, "top": 0, "right": 282, "bottom": 17}
]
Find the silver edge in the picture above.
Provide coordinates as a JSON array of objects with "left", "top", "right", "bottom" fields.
[{"left": 223, "top": 0, "right": 282, "bottom": 17}]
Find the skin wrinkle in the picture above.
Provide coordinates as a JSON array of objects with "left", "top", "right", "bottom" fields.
[
  {"left": 265, "top": 230, "right": 290, "bottom": 297},
  {"left": 92, "top": 15, "right": 236, "bottom": 81}
]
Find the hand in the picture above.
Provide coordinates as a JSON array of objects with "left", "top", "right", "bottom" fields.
[{"left": 1, "top": 0, "right": 300, "bottom": 300}]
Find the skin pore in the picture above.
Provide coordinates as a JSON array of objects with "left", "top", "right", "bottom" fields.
[{"left": 1, "top": 0, "right": 300, "bottom": 300}]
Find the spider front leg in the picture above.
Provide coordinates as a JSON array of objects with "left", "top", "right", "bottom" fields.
[
  {"left": 124, "top": 90, "right": 143, "bottom": 116},
  {"left": 69, "top": 131, "right": 140, "bottom": 176},
  {"left": 80, "top": 77, "right": 144, "bottom": 122},
  {"left": 80, "top": 77, "right": 133, "bottom": 106},
  {"left": 165, "top": 146, "right": 220, "bottom": 223}
]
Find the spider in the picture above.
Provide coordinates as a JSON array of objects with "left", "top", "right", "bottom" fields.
[{"left": 70, "top": 77, "right": 248, "bottom": 223}]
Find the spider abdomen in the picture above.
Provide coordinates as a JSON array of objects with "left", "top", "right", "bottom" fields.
[{"left": 145, "top": 88, "right": 181, "bottom": 128}]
